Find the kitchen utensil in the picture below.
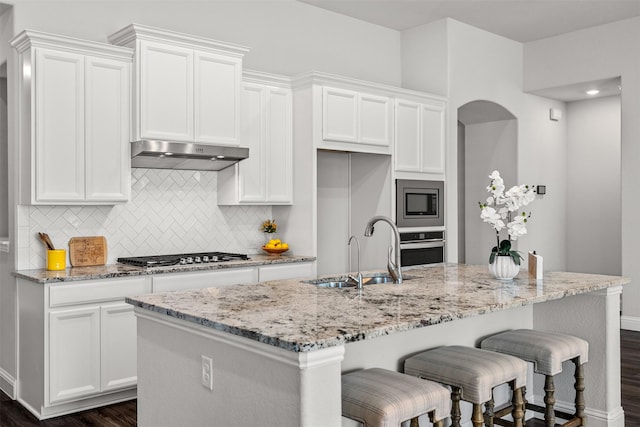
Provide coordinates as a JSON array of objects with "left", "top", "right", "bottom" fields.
[
  {"left": 38, "top": 232, "right": 55, "bottom": 250},
  {"left": 69, "top": 236, "right": 108, "bottom": 267}
]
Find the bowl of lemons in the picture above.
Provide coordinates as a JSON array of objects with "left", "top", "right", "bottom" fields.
[{"left": 262, "top": 238, "right": 289, "bottom": 255}]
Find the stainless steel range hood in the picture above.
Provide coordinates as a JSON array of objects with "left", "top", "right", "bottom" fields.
[{"left": 130, "top": 140, "right": 249, "bottom": 171}]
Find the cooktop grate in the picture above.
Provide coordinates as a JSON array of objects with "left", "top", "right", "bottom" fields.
[{"left": 117, "top": 252, "right": 250, "bottom": 268}]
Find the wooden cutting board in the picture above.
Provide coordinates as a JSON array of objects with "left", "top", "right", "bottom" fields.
[{"left": 69, "top": 236, "right": 108, "bottom": 267}]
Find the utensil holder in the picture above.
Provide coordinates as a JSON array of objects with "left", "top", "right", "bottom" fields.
[{"left": 47, "top": 249, "right": 67, "bottom": 271}]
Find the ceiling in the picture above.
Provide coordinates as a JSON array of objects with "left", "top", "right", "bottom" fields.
[
  {"left": 298, "top": 0, "right": 633, "bottom": 101},
  {"left": 297, "top": 0, "right": 640, "bottom": 43}
]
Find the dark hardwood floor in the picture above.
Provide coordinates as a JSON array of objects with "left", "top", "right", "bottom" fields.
[{"left": 1, "top": 329, "right": 639, "bottom": 426}]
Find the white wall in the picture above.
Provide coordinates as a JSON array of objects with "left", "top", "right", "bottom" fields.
[
  {"left": 402, "top": 19, "right": 568, "bottom": 271},
  {"left": 566, "top": 96, "right": 621, "bottom": 275},
  {"left": 10, "top": 1, "right": 401, "bottom": 86},
  {"left": 523, "top": 17, "right": 640, "bottom": 326},
  {"left": 464, "top": 119, "right": 517, "bottom": 265},
  {"left": 0, "top": 77, "right": 7, "bottom": 237}
]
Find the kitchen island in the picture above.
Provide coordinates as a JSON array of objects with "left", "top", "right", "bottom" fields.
[{"left": 126, "top": 264, "right": 629, "bottom": 427}]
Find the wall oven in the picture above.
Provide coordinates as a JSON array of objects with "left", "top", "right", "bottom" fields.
[
  {"left": 400, "top": 230, "right": 445, "bottom": 266},
  {"left": 396, "top": 179, "right": 444, "bottom": 228}
]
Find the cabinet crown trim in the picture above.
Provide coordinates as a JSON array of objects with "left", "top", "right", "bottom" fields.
[
  {"left": 243, "top": 69, "right": 292, "bottom": 88},
  {"left": 108, "top": 23, "right": 250, "bottom": 57},
  {"left": 291, "top": 70, "right": 447, "bottom": 102},
  {"left": 11, "top": 30, "right": 134, "bottom": 60}
]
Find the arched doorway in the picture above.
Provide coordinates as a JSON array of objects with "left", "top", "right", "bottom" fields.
[{"left": 457, "top": 100, "right": 517, "bottom": 264}]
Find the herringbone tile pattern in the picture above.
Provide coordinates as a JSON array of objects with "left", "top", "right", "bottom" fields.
[{"left": 17, "top": 169, "right": 272, "bottom": 269}]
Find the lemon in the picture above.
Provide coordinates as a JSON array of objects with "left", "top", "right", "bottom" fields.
[{"left": 281, "top": 243, "right": 289, "bottom": 250}]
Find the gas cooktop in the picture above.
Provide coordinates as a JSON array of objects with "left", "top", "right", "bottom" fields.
[{"left": 117, "top": 252, "right": 250, "bottom": 268}]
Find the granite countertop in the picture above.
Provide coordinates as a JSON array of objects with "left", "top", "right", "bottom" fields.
[
  {"left": 13, "top": 254, "right": 316, "bottom": 284},
  {"left": 126, "top": 263, "right": 630, "bottom": 353}
]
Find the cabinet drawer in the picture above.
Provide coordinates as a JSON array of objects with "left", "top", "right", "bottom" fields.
[
  {"left": 258, "top": 263, "right": 314, "bottom": 282},
  {"left": 49, "top": 277, "right": 150, "bottom": 308},
  {"left": 152, "top": 268, "right": 257, "bottom": 292}
]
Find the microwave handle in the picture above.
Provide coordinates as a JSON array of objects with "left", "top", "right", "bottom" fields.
[{"left": 400, "top": 241, "right": 445, "bottom": 250}]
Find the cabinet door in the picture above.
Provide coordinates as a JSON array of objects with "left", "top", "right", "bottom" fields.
[
  {"left": 101, "top": 303, "right": 137, "bottom": 391},
  {"left": 85, "top": 56, "right": 130, "bottom": 202},
  {"left": 420, "top": 103, "right": 446, "bottom": 174},
  {"left": 194, "top": 51, "right": 241, "bottom": 145},
  {"left": 139, "top": 41, "right": 193, "bottom": 141},
  {"left": 359, "top": 93, "right": 391, "bottom": 146},
  {"left": 238, "top": 83, "right": 266, "bottom": 202},
  {"left": 35, "top": 49, "right": 85, "bottom": 202},
  {"left": 266, "top": 87, "right": 292, "bottom": 203},
  {"left": 394, "top": 99, "right": 421, "bottom": 172},
  {"left": 322, "top": 87, "right": 358, "bottom": 143},
  {"left": 49, "top": 306, "right": 100, "bottom": 403}
]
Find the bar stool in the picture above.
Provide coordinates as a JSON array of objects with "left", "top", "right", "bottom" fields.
[
  {"left": 404, "top": 345, "right": 528, "bottom": 427},
  {"left": 341, "top": 368, "right": 451, "bottom": 427},
  {"left": 481, "top": 329, "right": 589, "bottom": 427}
]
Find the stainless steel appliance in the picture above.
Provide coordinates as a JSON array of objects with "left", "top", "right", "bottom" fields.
[
  {"left": 117, "top": 251, "right": 249, "bottom": 268},
  {"left": 399, "top": 231, "right": 445, "bottom": 266},
  {"left": 396, "top": 179, "right": 444, "bottom": 228},
  {"left": 130, "top": 140, "right": 249, "bottom": 171}
]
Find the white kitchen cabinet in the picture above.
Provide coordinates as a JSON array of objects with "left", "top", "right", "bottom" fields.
[
  {"left": 49, "top": 306, "right": 101, "bottom": 403},
  {"left": 257, "top": 262, "right": 314, "bottom": 282},
  {"left": 11, "top": 30, "right": 132, "bottom": 205},
  {"left": 101, "top": 303, "right": 137, "bottom": 391},
  {"left": 322, "top": 86, "right": 391, "bottom": 148},
  {"left": 218, "top": 71, "right": 293, "bottom": 205},
  {"left": 17, "top": 276, "right": 150, "bottom": 419},
  {"left": 109, "top": 24, "right": 248, "bottom": 146},
  {"left": 394, "top": 97, "right": 447, "bottom": 175}
]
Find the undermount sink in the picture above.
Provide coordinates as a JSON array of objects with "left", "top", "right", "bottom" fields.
[
  {"left": 307, "top": 274, "right": 414, "bottom": 288},
  {"left": 314, "top": 281, "right": 357, "bottom": 289}
]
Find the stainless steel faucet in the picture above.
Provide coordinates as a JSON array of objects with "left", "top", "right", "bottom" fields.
[
  {"left": 347, "top": 235, "right": 363, "bottom": 289},
  {"left": 364, "top": 216, "right": 403, "bottom": 284}
]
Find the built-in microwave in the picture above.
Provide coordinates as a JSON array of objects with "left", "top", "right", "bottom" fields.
[{"left": 395, "top": 179, "right": 444, "bottom": 228}]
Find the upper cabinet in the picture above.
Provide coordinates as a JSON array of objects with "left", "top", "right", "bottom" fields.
[
  {"left": 217, "top": 71, "right": 293, "bottom": 205},
  {"left": 12, "top": 30, "right": 133, "bottom": 205},
  {"left": 394, "top": 96, "right": 447, "bottom": 176},
  {"left": 109, "top": 24, "right": 249, "bottom": 146},
  {"left": 322, "top": 87, "right": 392, "bottom": 148}
]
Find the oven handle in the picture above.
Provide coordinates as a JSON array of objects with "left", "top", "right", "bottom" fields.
[{"left": 400, "top": 241, "right": 445, "bottom": 250}]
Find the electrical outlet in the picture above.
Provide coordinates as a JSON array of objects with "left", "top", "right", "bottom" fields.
[{"left": 201, "top": 355, "right": 213, "bottom": 391}]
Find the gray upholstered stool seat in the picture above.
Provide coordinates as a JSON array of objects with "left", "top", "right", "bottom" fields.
[
  {"left": 481, "top": 329, "right": 589, "bottom": 426},
  {"left": 341, "top": 368, "right": 451, "bottom": 427},
  {"left": 404, "top": 345, "right": 528, "bottom": 427}
]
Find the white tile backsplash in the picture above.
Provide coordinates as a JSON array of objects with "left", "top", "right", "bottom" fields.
[{"left": 17, "top": 169, "right": 272, "bottom": 270}]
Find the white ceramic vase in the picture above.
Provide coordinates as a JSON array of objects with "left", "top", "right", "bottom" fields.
[{"left": 488, "top": 255, "right": 520, "bottom": 281}]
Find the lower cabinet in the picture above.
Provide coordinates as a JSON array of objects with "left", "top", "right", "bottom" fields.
[
  {"left": 49, "top": 306, "right": 101, "bottom": 403},
  {"left": 17, "top": 276, "right": 150, "bottom": 419}
]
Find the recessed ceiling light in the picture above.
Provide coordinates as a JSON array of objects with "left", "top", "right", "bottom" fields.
[{"left": 586, "top": 89, "right": 600, "bottom": 95}]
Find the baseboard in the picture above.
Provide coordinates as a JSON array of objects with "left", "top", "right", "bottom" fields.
[
  {"left": 0, "top": 366, "right": 16, "bottom": 399},
  {"left": 621, "top": 315, "right": 640, "bottom": 331}
]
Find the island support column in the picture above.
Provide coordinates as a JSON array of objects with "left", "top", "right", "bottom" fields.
[
  {"left": 134, "top": 309, "right": 345, "bottom": 427},
  {"left": 533, "top": 286, "right": 624, "bottom": 427}
]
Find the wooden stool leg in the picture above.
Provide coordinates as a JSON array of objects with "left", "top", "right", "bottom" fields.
[
  {"left": 451, "top": 387, "right": 462, "bottom": 427},
  {"left": 574, "top": 357, "right": 586, "bottom": 426},
  {"left": 484, "top": 396, "right": 495, "bottom": 427},
  {"left": 544, "top": 375, "right": 556, "bottom": 427},
  {"left": 472, "top": 403, "right": 483, "bottom": 427},
  {"left": 429, "top": 411, "right": 445, "bottom": 427},
  {"left": 511, "top": 384, "right": 525, "bottom": 427}
]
